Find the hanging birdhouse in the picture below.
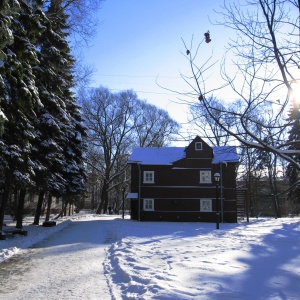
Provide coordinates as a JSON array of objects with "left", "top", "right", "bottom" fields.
[{"left": 204, "top": 31, "right": 211, "bottom": 43}]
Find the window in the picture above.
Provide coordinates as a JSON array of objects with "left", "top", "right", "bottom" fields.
[
  {"left": 200, "top": 170, "right": 211, "bottom": 183},
  {"left": 200, "top": 199, "right": 212, "bottom": 212},
  {"left": 195, "top": 142, "right": 202, "bottom": 150},
  {"left": 143, "top": 199, "right": 154, "bottom": 211},
  {"left": 144, "top": 171, "right": 154, "bottom": 183}
]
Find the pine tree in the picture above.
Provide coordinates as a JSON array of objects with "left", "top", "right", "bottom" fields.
[
  {"left": 50, "top": 0, "right": 86, "bottom": 186},
  {"left": 26, "top": 0, "right": 67, "bottom": 224},
  {"left": 31, "top": 0, "right": 69, "bottom": 197},
  {"left": 286, "top": 101, "right": 300, "bottom": 204},
  {"left": 44, "top": 0, "right": 86, "bottom": 206},
  {"left": 0, "top": 0, "right": 20, "bottom": 132},
  {"left": 31, "top": 0, "right": 86, "bottom": 222},
  {"left": 0, "top": 0, "right": 42, "bottom": 231}
]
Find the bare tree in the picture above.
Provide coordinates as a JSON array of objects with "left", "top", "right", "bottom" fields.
[
  {"left": 44, "top": 0, "right": 102, "bottom": 44},
  {"left": 132, "top": 100, "right": 181, "bottom": 148},
  {"left": 189, "top": 97, "right": 232, "bottom": 146},
  {"left": 80, "top": 87, "right": 180, "bottom": 214},
  {"left": 179, "top": 0, "right": 300, "bottom": 170},
  {"left": 80, "top": 87, "right": 134, "bottom": 213}
]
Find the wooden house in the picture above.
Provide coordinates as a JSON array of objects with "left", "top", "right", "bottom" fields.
[{"left": 127, "top": 136, "right": 239, "bottom": 222}]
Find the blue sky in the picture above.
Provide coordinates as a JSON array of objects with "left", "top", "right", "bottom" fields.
[{"left": 82, "top": 0, "right": 231, "bottom": 140}]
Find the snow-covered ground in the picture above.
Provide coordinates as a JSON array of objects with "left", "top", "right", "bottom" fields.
[{"left": 0, "top": 213, "right": 299, "bottom": 300}]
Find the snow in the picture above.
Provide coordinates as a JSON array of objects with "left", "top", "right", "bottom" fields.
[
  {"left": 128, "top": 147, "right": 186, "bottom": 165},
  {"left": 128, "top": 145, "right": 239, "bottom": 165},
  {"left": 0, "top": 109, "right": 7, "bottom": 121},
  {"left": 212, "top": 146, "right": 239, "bottom": 164},
  {"left": 0, "top": 213, "right": 299, "bottom": 300}
]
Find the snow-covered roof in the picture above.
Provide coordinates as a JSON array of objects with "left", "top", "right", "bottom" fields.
[
  {"left": 212, "top": 146, "right": 239, "bottom": 164},
  {"left": 128, "top": 147, "right": 186, "bottom": 165},
  {"left": 128, "top": 145, "right": 239, "bottom": 165},
  {"left": 126, "top": 192, "right": 138, "bottom": 199}
]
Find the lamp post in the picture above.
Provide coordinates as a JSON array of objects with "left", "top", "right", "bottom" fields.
[
  {"left": 122, "top": 187, "right": 125, "bottom": 219},
  {"left": 214, "top": 172, "right": 221, "bottom": 229}
]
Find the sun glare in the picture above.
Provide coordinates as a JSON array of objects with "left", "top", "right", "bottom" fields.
[{"left": 291, "top": 82, "right": 300, "bottom": 106}]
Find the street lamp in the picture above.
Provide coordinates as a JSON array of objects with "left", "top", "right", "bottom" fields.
[{"left": 214, "top": 172, "right": 221, "bottom": 229}]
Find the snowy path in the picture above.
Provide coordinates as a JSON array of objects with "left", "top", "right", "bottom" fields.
[
  {"left": 1, "top": 215, "right": 299, "bottom": 299},
  {"left": 0, "top": 217, "right": 113, "bottom": 300}
]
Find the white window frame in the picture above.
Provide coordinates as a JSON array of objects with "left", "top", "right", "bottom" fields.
[
  {"left": 143, "top": 171, "right": 154, "bottom": 183},
  {"left": 200, "top": 170, "right": 211, "bottom": 183},
  {"left": 200, "top": 199, "right": 212, "bottom": 212},
  {"left": 195, "top": 142, "right": 203, "bottom": 150},
  {"left": 143, "top": 199, "right": 154, "bottom": 211}
]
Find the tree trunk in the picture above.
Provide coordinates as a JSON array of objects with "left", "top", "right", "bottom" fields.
[
  {"left": 12, "top": 191, "right": 18, "bottom": 221},
  {"left": 61, "top": 200, "right": 64, "bottom": 217},
  {"left": 54, "top": 199, "right": 68, "bottom": 220},
  {"left": 103, "top": 180, "right": 109, "bottom": 213},
  {"left": 272, "top": 194, "right": 281, "bottom": 218},
  {"left": 96, "top": 200, "right": 103, "bottom": 214},
  {"left": 91, "top": 184, "right": 95, "bottom": 210},
  {"left": 96, "top": 180, "right": 108, "bottom": 214},
  {"left": 104, "top": 196, "right": 109, "bottom": 214},
  {"left": 268, "top": 164, "right": 281, "bottom": 218},
  {"left": 16, "top": 189, "right": 26, "bottom": 229},
  {"left": 33, "top": 190, "right": 45, "bottom": 225},
  {"left": 45, "top": 193, "right": 52, "bottom": 222},
  {"left": 64, "top": 199, "right": 67, "bottom": 216},
  {"left": 0, "top": 175, "right": 11, "bottom": 232}
]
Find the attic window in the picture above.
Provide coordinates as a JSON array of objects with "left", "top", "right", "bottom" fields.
[{"left": 195, "top": 142, "right": 203, "bottom": 150}]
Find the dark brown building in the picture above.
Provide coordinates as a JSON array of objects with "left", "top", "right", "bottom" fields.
[{"left": 127, "top": 136, "right": 239, "bottom": 222}]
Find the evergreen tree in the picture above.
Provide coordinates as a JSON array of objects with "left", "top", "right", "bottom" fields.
[
  {"left": 31, "top": 0, "right": 86, "bottom": 222},
  {"left": 27, "top": 0, "right": 67, "bottom": 224},
  {"left": 0, "top": 0, "right": 88, "bottom": 230},
  {"left": 0, "top": 0, "right": 42, "bottom": 231},
  {"left": 0, "top": 0, "right": 20, "bottom": 132},
  {"left": 31, "top": 0, "right": 69, "bottom": 197},
  {"left": 44, "top": 0, "right": 86, "bottom": 204},
  {"left": 286, "top": 102, "right": 300, "bottom": 203}
]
